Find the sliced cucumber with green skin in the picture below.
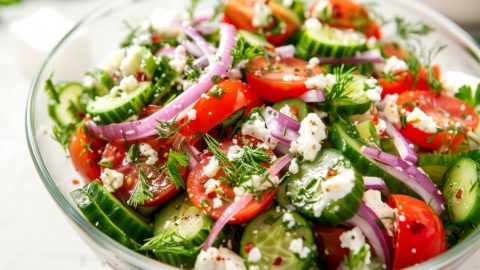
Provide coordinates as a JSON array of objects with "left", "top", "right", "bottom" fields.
[
  {"left": 286, "top": 149, "right": 364, "bottom": 225},
  {"left": 237, "top": 30, "right": 274, "bottom": 49},
  {"left": 144, "top": 193, "right": 216, "bottom": 269},
  {"left": 329, "top": 122, "right": 413, "bottom": 195},
  {"left": 71, "top": 188, "right": 141, "bottom": 249},
  {"left": 87, "top": 82, "right": 154, "bottom": 124},
  {"left": 84, "top": 181, "right": 152, "bottom": 243},
  {"left": 276, "top": 179, "right": 296, "bottom": 211},
  {"left": 85, "top": 68, "right": 115, "bottom": 97},
  {"left": 124, "top": 46, "right": 157, "bottom": 80},
  {"left": 240, "top": 209, "right": 316, "bottom": 270},
  {"left": 296, "top": 26, "right": 367, "bottom": 59},
  {"left": 417, "top": 154, "right": 458, "bottom": 188},
  {"left": 273, "top": 98, "right": 310, "bottom": 121},
  {"left": 443, "top": 158, "right": 480, "bottom": 226},
  {"left": 151, "top": 56, "right": 178, "bottom": 105},
  {"left": 48, "top": 82, "right": 84, "bottom": 126},
  {"left": 355, "top": 120, "right": 379, "bottom": 148}
]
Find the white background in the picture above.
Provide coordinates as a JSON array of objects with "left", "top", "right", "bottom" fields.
[{"left": 0, "top": 0, "right": 479, "bottom": 269}]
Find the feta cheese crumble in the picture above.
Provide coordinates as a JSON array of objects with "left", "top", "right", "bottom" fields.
[
  {"left": 377, "top": 94, "right": 400, "bottom": 124},
  {"left": 279, "top": 104, "right": 298, "bottom": 120},
  {"left": 289, "top": 238, "right": 311, "bottom": 259},
  {"left": 363, "top": 190, "right": 395, "bottom": 236},
  {"left": 100, "top": 169, "right": 125, "bottom": 192},
  {"left": 98, "top": 49, "right": 125, "bottom": 73},
  {"left": 290, "top": 113, "right": 327, "bottom": 161},
  {"left": 212, "top": 197, "right": 223, "bottom": 209},
  {"left": 247, "top": 247, "right": 262, "bottom": 262},
  {"left": 194, "top": 247, "right": 247, "bottom": 270},
  {"left": 138, "top": 143, "right": 159, "bottom": 165},
  {"left": 203, "top": 157, "right": 220, "bottom": 178},
  {"left": 340, "top": 227, "right": 372, "bottom": 266},
  {"left": 187, "top": 109, "right": 197, "bottom": 121},
  {"left": 288, "top": 158, "right": 299, "bottom": 174},
  {"left": 119, "top": 75, "right": 138, "bottom": 93},
  {"left": 305, "top": 18, "right": 323, "bottom": 31},
  {"left": 305, "top": 74, "right": 336, "bottom": 90},
  {"left": 251, "top": 2, "right": 272, "bottom": 28},
  {"left": 364, "top": 77, "right": 383, "bottom": 102},
  {"left": 241, "top": 112, "right": 279, "bottom": 148},
  {"left": 204, "top": 178, "right": 219, "bottom": 194},
  {"left": 383, "top": 56, "right": 408, "bottom": 75},
  {"left": 282, "top": 212, "right": 296, "bottom": 229},
  {"left": 227, "top": 145, "right": 244, "bottom": 161},
  {"left": 312, "top": 170, "right": 356, "bottom": 217},
  {"left": 406, "top": 107, "right": 438, "bottom": 133},
  {"left": 120, "top": 46, "right": 144, "bottom": 77}
]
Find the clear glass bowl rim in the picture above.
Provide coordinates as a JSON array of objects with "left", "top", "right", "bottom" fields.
[{"left": 25, "top": 0, "right": 480, "bottom": 269}]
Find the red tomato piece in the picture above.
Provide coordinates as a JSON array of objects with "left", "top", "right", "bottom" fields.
[
  {"left": 69, "top": 123, "right": 105, "bottom": 182},
  {"left": 397, "top": 91, "right": 478, "bottom": 150},
  {"left": 246, "top": 56, "right": 323, "bottom": 102},
  {"left": 387, "top": 195, "right": 447, "bottom": 269},
  {"left": 100, "top": 137, "right": 185, "bottom": 207},
  {"left": 180, "top": 79, "right": 259, "bottom": 142},
  {"left": 379, "top": 66, "right": 441, "bottom": 98},
  {"left": 186, "top": 136, "right": 277, "bottom": 224}
]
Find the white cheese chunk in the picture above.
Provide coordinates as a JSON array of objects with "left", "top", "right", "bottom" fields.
[
  {"left": 363, "top": 190, "right": 395, "bottom": 236},
  {"left": 98, "top": 49, "right": 125, "bottom": 73},
  {"left": 247, "top": 247, "right": 262, "bottom": 262},
  {"left": 138, "top": 143, "right": 159, "bottom": 165},
  {"left": 290, "top": 113, "right": 327, "bottom": 161},
  {"left": 304, "top": 74, "right": 336, "bottom": 90},
  {"left": 312, "top": 170, "right": 356, "bottom": 217},
  {"left": 377, "top": 94, "right": 400, "bottom": 124},
  {"left": 406, "top": 107, "right": 438, "bottom": 133},
  {"left": 289, "top": 238, "right": 311, "bottom": 259},
  {"left": 383, "top": 56, "right": 408, "bottom": 75},
  {"left": 279, "top": 104, "right": 298, "bottom": 121},
  {"left": 194, "top": 247, "right": 247, "bottom": 270},
  {"left": 339, "top": 227, "right": 371, "bottom": 266},
  {"left": 252, "top": 2, "right": 272, "bottom": 28},
  {"left": 100, "top": 169, "right": 125, "bottom": 192},
  {"left": 119, "top": 75, "right": 138, "bottom": 93},
  {"left": 203, "top": 156, "right": 220, "bottom": 178},
  {"left": 241, "top": 113, "right": 279, "bottom": 148},
  {"left": 187, "top": 109, "right": 197, "bottom": 121}
]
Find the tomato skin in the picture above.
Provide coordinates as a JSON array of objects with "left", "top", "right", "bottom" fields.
[
  {"left": 397, "top": 91, "right": 478, "bottom": 150},
  {"left": 100, "top": 137, "right": 184, "bottom": 207},
  {"left": 309, "top": 0, "right": 381, "bottom": 39},
  {"left": 379, "top": 66, "right": 441, "bottom": 98},
  {"left": 186, "top": 136, "right": 277, "bottom": 224},
  {"left": 180, "top": 80, "right": 259, "bottom": 142},
  {"left": 313, "top": 227, "right": 350, "bottom": 269},
  {"left": 224, "top": 0, "right": 301, "bottom": 46},
  {"left": 381, "top": 43, "right": 407, "bottom": 59},
  {"left": 69, "top": 124, "right": 105, "bottom": 182},
  {"left": 246, "top": 56, "right": 323, "bottom": 102},
  {"left": 387, "top": 195, "right": 447, "bottom": 269}
]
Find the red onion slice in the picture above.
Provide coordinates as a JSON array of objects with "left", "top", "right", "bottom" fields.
[
  {"left": 384, "top": 121, "right": 417, "bottom": 163},
  {"left": 266, "top": 153, "right": 293, "bottom": 177},
  {"left": 364, "top": 176, "right": 389, "bottom": 194},
  {"left": 87, "top": 24, "right": 236, "bottom": 141},
  {"left": 346, "top": 203, "right": 392, "bottom": 267},
  {"left": 298, "top": 90, "right": 325, "bottom": 103},
  {"left": 203, "top": 194, "right": 254, "bottom": 250}
]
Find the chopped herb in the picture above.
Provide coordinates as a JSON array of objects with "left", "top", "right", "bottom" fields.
[
  {"left": 211, "top": 75, "right": 221, "bottom": 84},
  {"left": 209, "top": 86, "right": 225, "bottom": 98},
  {"left": 231, "top": 37, "right": 267, "bottom": 68},
  {"left": 343, "top": 245, "right": 370, "bottom": 270},
  {"left": 98, "top": 161, "right": 114, "bottom": 168},
  {"left": 395, "top": 16, "right": 434, "bottom": 39},
  {"left": 156, "top": 116, "right": 184, "bottom": 139},
  {"left": 454, "top": 84, "right": 480, "bottom": 107},
  {"left": 120, "top": 20, "right": 140, "bottom": 48},
  {"left": 160, "top": 151, "right": 189, "bottom": 189},
  {"left": 127, "top": 168, "right": 154, "bottom": 207},
  {"left": 52, "top": 123, "right": 77, "bottom": 150},
  {"left": 128, "top": 144, "right": 140, "bottom": 163},
  {"left": 399, "top": 114, "right": 407, "bottom": 129},
  {"left": 45, "top": 74, "right": 59, "bottom": 103},
  {"left": 326, "top": 65, "right": 356, "bottom": 100}
]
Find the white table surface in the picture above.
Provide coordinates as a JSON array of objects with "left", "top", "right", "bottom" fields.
[{"left": 0, "top": 1, "right": 479, "bottom": 269}]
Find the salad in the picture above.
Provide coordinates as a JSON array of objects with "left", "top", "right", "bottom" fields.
[{"left": 43, "top": 0, "right": 480, "bottom": 269}]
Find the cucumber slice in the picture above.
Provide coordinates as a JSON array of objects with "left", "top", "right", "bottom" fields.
[
  {"left": 273, "top": 98, "right": 311, "bottom": 121},
  {"left": 296, "top": 26, "right": 367, "bottom": 59},
  {"left": 87, "top": 82, "right": 154, "bottom": 124},
  {"left": 237, "top": 30, "right": 274, "bottom": 49},
  {"left": 124, "top": 46, "right": 157, "bottom": 80},
  {"left": 355, "top": 120, "right": 380, "bottom": 148},
  {"left": 240, "top": 209, "right": 316, "bottom": 270},
  {"left": 151, "top": 56, "right": 178, "bottom": 105},
  {"left": 329, "top": 122, "right": 413, "bottom": 195},
  {"left": 221, "top": 108, "right": 246, "bottom": 127},
  {"left": 443, "top": 158, "right": 480, "bottom": 226},
  {"left": 48, "top": 82, "right": 84, "bottom": 126},
  {"left": 71, "top": 187, "right": 141, "bottom": 249},
  {"left": 85, "top": 68, "right": 115, "bottom": 97},
  {"left": 275, "top": 179, "right": 296, "bottom": 211},
  {"left": 316, "top": 75, "right": 372, "bottom": 116},
  {"left": 417, "top": 154, "right": 458, "bottom": 187},
  {"left": 286, "top": 149, "right": 364, "bottom": 225},
  {"left": 84, "top": 182, "right": 152, "bottom": 243},
  {"left": 143, "top": 193, "right": 216, "bottom": 269}
]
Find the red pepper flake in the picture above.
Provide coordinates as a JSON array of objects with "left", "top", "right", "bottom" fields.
[
  {"left": 273, "top": 256, "right": 282, "bottom": 266},
  {"left": 244, "top": 243, "right": 255, "bottom": 254},
  {"left": 290, "top": 106, "right": 299, "bottom": 116},
  {"left": 136, "top": 72, "right": 148, "bottom": 82},
  {"left": 151, "top": 35, "right": 161, "bottom": 43},
  {"left": 207, "top": 191, "right": 217, "bottom": 199},
  {"left": 72, "top": 179, "right": 80, "bottom": 185},
  {"left": 456, "top": 188, "right": 464, "bottom": 199}
]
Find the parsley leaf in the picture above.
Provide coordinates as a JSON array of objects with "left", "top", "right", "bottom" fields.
[
  {"left": 209, "top": 86, "right": 225, "bottom": 98},
  {"left": 231, "top": 37, "right": 266, "bottom": 68},
  {"left": 454, "top": 84, "right": 480, "bottom": 107}
]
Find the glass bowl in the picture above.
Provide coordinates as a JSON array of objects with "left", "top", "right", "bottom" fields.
[{"left": 26, "top": 0, "right": 480, "bottom": 269}]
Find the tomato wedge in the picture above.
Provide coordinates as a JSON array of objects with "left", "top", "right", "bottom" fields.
[
  {"left": 309, "top": 0, "right": 381, "bottom": 39},
  {"left": 186, "top": 136, "right": 277, "bottom": 224},
  {"left": 69, "top": 123, "right": 106, "bottom": 182},
  {"left": 224, "top": 0, "right": 301, "bottom": 46},
  {"left": 313, "top": 226, "right": 350, "bottom": 269},
  {"left": 100, "top": 137, "right": 185, "bottom": 207},
  {"left": 246, "top": 56, "right": 323, "bottom": 102},
  {"left": 180, "top": 79, "right": 259, "bottom": 142},
  {"left": 397, "top": 91, "right": 478, "bottom": 150},
  {"left": 387, "top": 195, "right": 447, "bottom": 269},
  {"left": 379, "top": 66, "right": 441, "bottom": 98}
]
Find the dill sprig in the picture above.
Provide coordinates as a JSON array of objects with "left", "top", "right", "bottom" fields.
[
  {"left": 156, "top": 116, "right": 184, "bottom": 139},
  {"left": 343, "top": 245, "right": 370, "bottom": 270},
  {"left": 404, "top": 42, "right": 446, "bottom": 91},
  {"left": 395, "top": 16, "right": 434, "bottom": 40},
  {"left": 161, "top": 151, "right": 189, "bottom": 189},
  {"left": 127, "top": 168, "right": 154, "bottom": 208},
  {"left": 52, "top": 123, "right": 77, "bottom": 151},
  {"left": 141, "top": 230, "right": 198, "bottom": 253},
  {"left": 326, "top": 65, "right": 356, "bottom": 100}
]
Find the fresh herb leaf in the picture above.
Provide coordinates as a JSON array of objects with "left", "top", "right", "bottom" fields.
[
  {"left": 128, "top": 144, "right": 140, "bottom": 163},
  {"left": 120, "top": 21, "right": 140, "bottom": 48},
  {"left": 399, "top": 114, "right": 407, "bottom": 129},
  {"left": 99, "top": 160, "right": 114, "bottom": 168},
  {"left": 326, "top": 65, "right": 356, "bottom": 100},
  {"left": 454, "top": 84, "right": 480, "bottom": 107},
  {"left": 45, "top": 74, "right": 60, "bottom": 103},
  {"left": 209, "top": 86, "right": 225, "bottom": 98},
  {"left": 231, "top": 37, "right": 266, "bottom": 68},
  {"left": 156, "top": 116, "right": 183, "bottom": 139},
  {"left": 52, "top": 123, "right": 77, "bottom": 150},
  {"left": 395, "top": 16, "right": 434, "bottom": 39},
  {"left": 211, "top": 75, "right": 221, "bottom": 84},
  {"left": 162, "top": 151, "right": 189, "bottom": 189},
  {"left": 343, "top": 245, "right": 370, "bottom": 270},
  {"left": 127, "top": 168, "right": 154, "bottom": 207}
]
